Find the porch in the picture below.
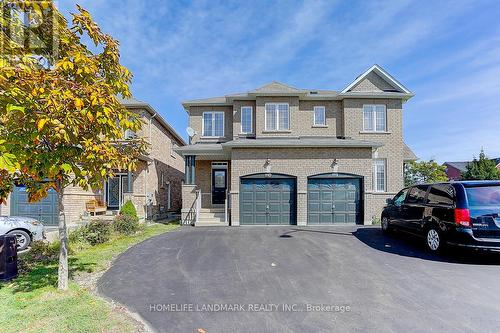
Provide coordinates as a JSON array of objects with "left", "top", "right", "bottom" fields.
[{"left": 179, "top": 146, "right": 231, "bottom": 226}]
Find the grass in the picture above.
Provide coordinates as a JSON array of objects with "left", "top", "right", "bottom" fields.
[{"left": 0, "top": 222, "right": 179, "bottom": 333}]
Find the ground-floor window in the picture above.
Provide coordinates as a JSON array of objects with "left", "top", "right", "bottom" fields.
[{"left": 372, "top": 159, "right": 386, "bottom": 192}]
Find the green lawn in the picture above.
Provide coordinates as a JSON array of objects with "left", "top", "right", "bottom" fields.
[{"left": 0, "top": 223, "right": 179, "bottom": 333}]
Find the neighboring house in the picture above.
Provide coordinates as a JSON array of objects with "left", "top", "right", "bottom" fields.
[
  {"left": 175, "top": 64, "right": 417, "bottom": 226},
  {"left": 443, "top": 162, "right": 469, "bottom": 180},
  {"left": 444, "top": 158, "right": 500, "bottom": 180},
  {"left": 0, "top": 98, "right": 185, "bottom": 226}
]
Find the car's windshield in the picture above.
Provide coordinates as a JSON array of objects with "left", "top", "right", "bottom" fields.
[{"left": 465, "top": 186, "right": 500, "bottom": 206}]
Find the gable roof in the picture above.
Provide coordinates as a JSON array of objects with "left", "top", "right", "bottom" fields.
[
  {"left": 119, "top": 97, "right": 186, "bottom": 146},
  {"left": 341, "top": 64, "right": 412, "bottom": 94},
  {"left": 444, "top": 161, "right": 470, "bottom": 172},
  {"left": 182, "top": 64, "right": 413, "bottom": 109},
  {"left": 248, "top": 81, "right": 306, "bottom": 95},
  {"left": 403, "top": 143, "right": 418, "bottom": 161}
]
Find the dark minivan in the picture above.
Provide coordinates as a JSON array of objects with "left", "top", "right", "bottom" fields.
[{"left": 381, "top": 181, "right": 500, "bottom": 252}]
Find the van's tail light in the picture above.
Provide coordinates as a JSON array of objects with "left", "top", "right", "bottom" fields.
[{"left": 454, "top": 208, "right": 471, "bottom": 227}]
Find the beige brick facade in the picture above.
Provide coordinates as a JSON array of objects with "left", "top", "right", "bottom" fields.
[{"left": 180, "top": 66, "right": 414, "bottom": 226}]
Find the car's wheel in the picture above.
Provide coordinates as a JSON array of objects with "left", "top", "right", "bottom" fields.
[
  {"left": 7, "top": 230, "right": 31, "bottom": 251},
  {"left": 426, "top": 227, "right": 443, "bottom": 252},
  {"left": 381, "top": 216, "right": 392, "bottom": 234}
]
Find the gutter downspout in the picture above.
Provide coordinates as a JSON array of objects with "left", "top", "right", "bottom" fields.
[{"left": 146, "top": 112, "right": 157, "bottom": 220}]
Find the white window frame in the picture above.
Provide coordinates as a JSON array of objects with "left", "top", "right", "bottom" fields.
[
  {"left": 202, "top": 111, "right": 225, "bottom": 137},
  {"left": 363, "top": 104, "right": 387, "bottom": 132},
  {"left": 313, "top": 106, "right": 326, "bottom": 126},
  {"left": 373, "top": 159, "right": 387, "bottom": 192},
  {"left": 265, "top": 103, "right": 290, "bottom": 131},
  {"left": 240, "top": 106, "right": 253, "bottom": 134}
]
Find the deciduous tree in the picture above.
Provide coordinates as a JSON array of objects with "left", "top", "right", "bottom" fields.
[
  {"left": 0, "top": 1, "right": 147, "bottom": 290},
  {"left": 404, "top": 160, "right": 448, "bottom": 186}
]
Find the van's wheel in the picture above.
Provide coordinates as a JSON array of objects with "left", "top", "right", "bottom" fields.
[
  {"left": 7, "top": 230, "right": 31, "bottom": 251},
  {"left": 426, "top": 227, "right": 443, "bottom": 252},
  {"left": 381, "top": 217, "right": 392, "bottom": 234}
]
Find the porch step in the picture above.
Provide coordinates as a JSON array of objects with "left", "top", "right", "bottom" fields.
[
  {"left": 199, "top": 212, "right": 225, "bottom": 219},
  {"left": 200, "top": 208, "right": 224, "bottom": 213},
  {"left": 196, "top": 220, "right": 229, "bottom": 227}
]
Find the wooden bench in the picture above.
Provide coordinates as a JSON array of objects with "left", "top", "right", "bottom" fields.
[{"left": 86, "top": 199, "right": 107, "bottom": 216}]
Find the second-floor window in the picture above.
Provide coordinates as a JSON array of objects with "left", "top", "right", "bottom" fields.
[
  {"left": 363, "top": 105, "right": 386, "bottom": 132},
  {"left": 241, "top": 106, "right": 253, "bottom": 133},
  {"left": 265, "top": 103, "right": 289, "bottom": 131},
  {"left": 314, "top": 106, "right": 326, "bottom": 126},
  {"left": 203, "top": 111, "right": 224, "bottom": 137}
]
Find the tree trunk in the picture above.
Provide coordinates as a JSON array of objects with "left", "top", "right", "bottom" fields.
[{"left": 56, "top": 180, "right": 69, "bottom": 290}]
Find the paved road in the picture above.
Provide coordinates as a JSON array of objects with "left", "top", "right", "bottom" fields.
[{"left": 98, "top": 226, "right": 500, "bottom": 333}]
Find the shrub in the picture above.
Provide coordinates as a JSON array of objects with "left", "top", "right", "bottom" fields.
[
  {"left": 18, "top": 241, "right": 60, "bottom": 273},
  {"left": 120, "top": 200, "right": 138, "bottom": 218},
  {"left": 113, "top": 214, "right": 140, "bottom": 235},
  {"left": 70, "top": 220, "right": 112, "bottom": 246}
]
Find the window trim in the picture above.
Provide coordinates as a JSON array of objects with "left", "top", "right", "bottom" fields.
[
  {"left": 240, "top": 106, "right": 253, "bottom": 134},
  {"left": 202, "top": 111, "right": 225, "bottom": 137},
  {"left": 372, "top": 159, "right": 386, "bottom": 192},
  {"left": 363, "top": 104, "right": 387, "bottom": 132},
  {"left": 313, "top": 106, "right": 326, "bottom": 126},
  {"left": 264, "top": 103, "right": 290, "bottom": 131}
]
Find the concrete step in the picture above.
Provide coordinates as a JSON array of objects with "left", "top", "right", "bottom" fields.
[
  {"left": 196, "top": 220, "right": 229, "bottom": 227},
  {"left": 199, "top": 212, "right": 225, "bottom": 219},
  {"left": 200, "top": 208, "right": 224, "bottom": 213}
]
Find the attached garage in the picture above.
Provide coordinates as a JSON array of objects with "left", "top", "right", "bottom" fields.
[
  {"left": 10, "top": 185, "right": 59, "bottom": 226},
  {"left": 307, "top": 174, "right": 363, "bottom": 225},
  {"left": 240, "top": 174, "right": 296, "bottom": 225}
]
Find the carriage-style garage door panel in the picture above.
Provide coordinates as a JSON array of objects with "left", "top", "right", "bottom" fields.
[
  {"left": 240, "top": 178, "right": 296, "bottom": 225},
  {"left": 11, "top": 185, "right": 58, "bottom": 226},
  {"left": 308, "top": 178, "right": 361, "bottom": 224}
]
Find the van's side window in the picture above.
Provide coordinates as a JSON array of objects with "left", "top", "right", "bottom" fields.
[
  {"left": 427, "top": 184, "right": 455, "bottom": 206},
  {"left": 393, "top": 189, "right": 408, "bottom": 206},
  {"left": 406, "top": 186, "right": 428, "bottom": 204}
]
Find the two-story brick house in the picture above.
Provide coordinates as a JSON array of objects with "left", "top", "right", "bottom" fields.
[
  {"left": 0, "top": 98, "right": 185, "bottom": 226},
  {"left": 176, "top": 65, "right": 417, "bottom": 226}
]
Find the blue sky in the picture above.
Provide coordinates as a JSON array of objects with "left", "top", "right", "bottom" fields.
[{"left": 61, "top": 0, "right": 500, "bottom": 163}]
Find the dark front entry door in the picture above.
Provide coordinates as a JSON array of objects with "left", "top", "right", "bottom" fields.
[{"left": 212, "top": 169, "right": 227, "bottom": 204}]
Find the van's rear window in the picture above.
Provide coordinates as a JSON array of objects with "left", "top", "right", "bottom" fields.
[{"left": 465, "top": 186, "right": 500, "bottom": 206}]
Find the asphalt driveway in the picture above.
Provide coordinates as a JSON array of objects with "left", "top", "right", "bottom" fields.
[{"left": 98, "top": 226, "right": 500, "bottom": 333}]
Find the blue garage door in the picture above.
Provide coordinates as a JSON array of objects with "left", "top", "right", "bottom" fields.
[
  {"left": 308, "top": 177, "right": 362, "bottom": 224},
  {"left": 11, "top": 185, "right": 59, "bottom": 226},
  {"left": 240, "top": 176, "right": 296, "bottom": 225}
]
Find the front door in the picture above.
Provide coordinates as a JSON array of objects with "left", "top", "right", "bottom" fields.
[
  {"left": 107, "top": 175, "right": 128, "bottom": 209},
  {"left": 212, "top": 169, "right": 227, "bottom": 204}
]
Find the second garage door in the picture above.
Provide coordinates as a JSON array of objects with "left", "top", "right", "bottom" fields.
[
  {"left": 11, "top": 185, "right": 59, "bottom": 226},
  {"left": 307, "top": 177, "right": 362, "bottom": 224},
  {"left": 240, "top": 176, "right": 296, "bottom": 225}
]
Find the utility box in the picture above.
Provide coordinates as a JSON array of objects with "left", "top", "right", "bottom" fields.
[{"left": 0, "top": 235, "right": 18, "bottom": 281}]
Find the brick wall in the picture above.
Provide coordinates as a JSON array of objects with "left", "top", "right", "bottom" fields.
[
  {"left": 343, "top": 98, "right": 405, "bottom": 194},
  {"left": 230, "top": 147, "right": 374, "bottom": 225}
]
